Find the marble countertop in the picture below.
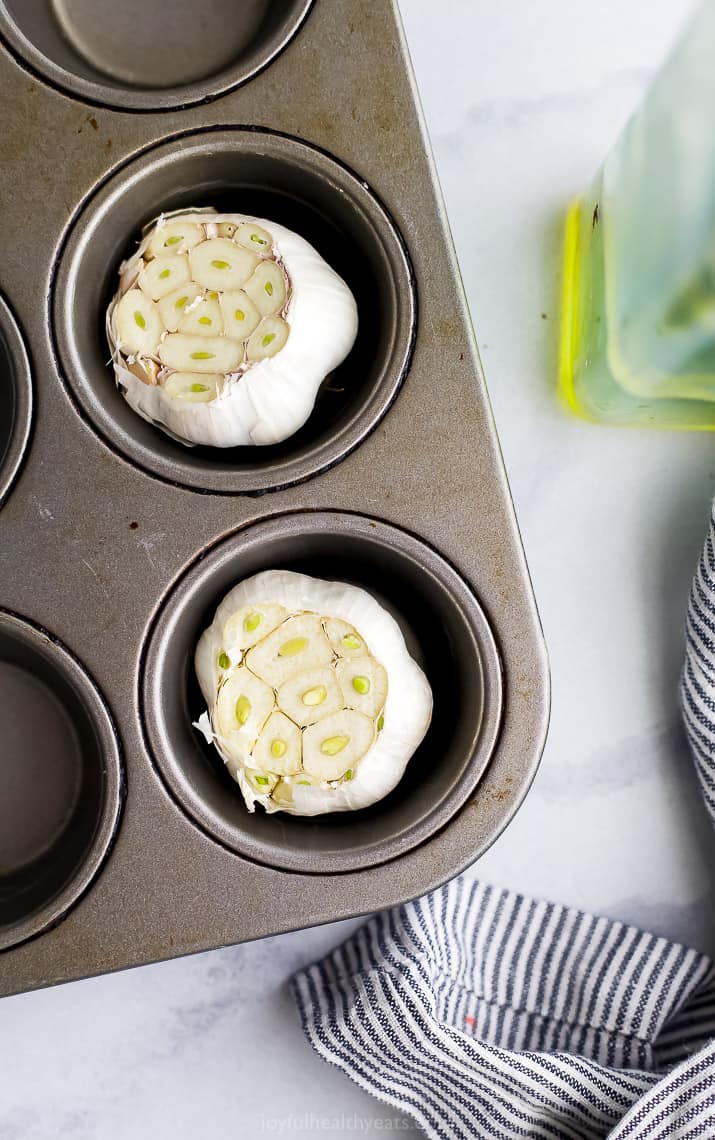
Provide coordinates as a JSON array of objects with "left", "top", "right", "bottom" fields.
[{"left": 2, "top": 1, "right": 713, "bottom": 1136}]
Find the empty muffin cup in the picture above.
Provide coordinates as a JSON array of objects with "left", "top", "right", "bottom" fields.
[
  {"left": 0, "top": 0, "right": 313, "bottom": 110},
  {"left": 0, "top": 294, "right": 32, "bottom": 511},
  {"left": 0, "top": 611, "right": 123, "bottom": 950},
  {"left": 141, "top": 512, "right": 503, "bottom": 873},
  {"left": 52, "top": 129, "right": 415, "bottom": 494}
]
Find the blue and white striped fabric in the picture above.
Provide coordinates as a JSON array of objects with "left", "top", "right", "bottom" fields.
[{"left": 292, "top": 505, "right": 715, "bottom": 1139}]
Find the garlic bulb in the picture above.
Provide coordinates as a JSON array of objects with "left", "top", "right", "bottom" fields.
[
  {"left": 194, "top": 570, "right": 433, "bottom": 816},
  {"left": 107, "top": 210, "right": 358, "bottom": 447}
]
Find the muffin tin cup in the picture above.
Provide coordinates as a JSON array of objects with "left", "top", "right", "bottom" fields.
[
  {"left": 0, "top": 0, "right": 313, "bottom": 110},
  {"left": 0, "top": 294, "right": 32, "bottom": 511},
  {"left": 0, "top": 611, "right": 124, "bottom": 951},
  {"left": 141, "top": 511, "right": 503, "bottom": 874},
  {"left": 52, "top": 128, "right": 416, "bottom": 495}
]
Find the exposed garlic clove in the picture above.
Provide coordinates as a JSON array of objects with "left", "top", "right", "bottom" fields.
[
  {"left": 217, "top": 221, "right": 238, "bottom": 239},
  {"left": 138, "top": 254, "right": 191, "bottom": 301},
  {"left": 158, "top": 333, "right": 244, "bottom": 374},
  {"left": 235, "top": 222, "right": 273, "bottom": 254},
  {"left": 336, "top": 656, "right": 388, "bottom": 719},
  {"left": 325, "top": 618, "right": 368, "bottom": 657},
  {"left": 189, "top": 238, "right": 258, "bottom": 291},
  {"left": 113, "top": 288, "right": 163, "bottom": 355},
  {"left": 244, "top": 769, "right": 278, "bottom": 794},
  {"left": 219, "top": 290, "right": 262, "bottom": 341},
  {"left": 157, "top": 284, "right": 203, "bottom": 332},
  {"left": 246, "top": 316, "right": 290, "bottom": 362},
  {"left": 126, "top": 356, "right": 160, "bottom": 386},
  {"left": 245, "top": 614, "right": 333, "bottom": 688},
  {"left": 243, "top": 261, "right": 287, "bottom": 316},
  {"left": 302, "top": 710, "right": 375, "bottom": 781},
  {"left": 162, "top": 372, "right": 223, "bottom": 403},
  {"left": 271, "top": 771, "right": 326, "bottom": 806},
  {"left": 270, "top": 780, "right": 294, "bottom": 806},
  {"left": 223, "top": 603, "right": 288, "bottom": 653},
  {"left": 177, "top": 295, "right": 224, "bottom": 337},
  {"left": 251, "top": 711, "right": 302, "bottom": 776},
  {"left": 276, "top": 666, "right": 344, "bottom": 727},
  {"left": 147, "top": 221, "right": 204, "bottom": 258},
  {"left": 215, "top": 666, "right": 275, "bottom": 743}
]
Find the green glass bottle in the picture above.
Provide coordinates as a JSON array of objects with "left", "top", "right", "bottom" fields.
[{"left": 561, "top": 3, "right": 715, "bottom": 429}]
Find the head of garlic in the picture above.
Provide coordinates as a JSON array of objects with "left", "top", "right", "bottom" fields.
[
  {"left": 194, "top": 570, "right": 433, "bottom": 816},
  {"left": 106, "top": 210, "right": 358, "bottom": 448}
]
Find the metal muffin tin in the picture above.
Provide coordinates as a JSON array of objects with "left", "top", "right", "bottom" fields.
[
  {"left": 0, "top": 295, "right": 32, "bottom": 509},
  {"left": 0, "top": 0, "right": 549, "bottom": 997}
]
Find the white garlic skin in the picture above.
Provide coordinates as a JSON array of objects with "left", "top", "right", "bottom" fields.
[
  {"left": 107, "top": 211, "right": 358, "bottom": 448},
  {"left": 194, "top": 570, "right": 433, "bottom": 817}
]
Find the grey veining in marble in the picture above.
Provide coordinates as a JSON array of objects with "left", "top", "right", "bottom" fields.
[{"left": 1, "top": 1, "right": 711, "bottom": 1136}]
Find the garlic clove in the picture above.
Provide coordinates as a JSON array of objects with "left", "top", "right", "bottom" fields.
[
  {"left": 162, "top": 372, "right": 223, "bottom": 403},
  {"left": 219, "top": 290, "right": 262, "bottom": 341},
  {"left": 235, "top": 222, "right": 273, "bottom": 254},
  {"left": 243, "top": 260, "right": 287, "bottom": 316},
  {"left": 302, "top": 710, "right": 375, "bottom": 781},
  {"left": 177, "top": 295, "right": 224, "bottom": 337},
  {"left": 251, "top": 711, "right": 302, "bottom": 776},
  {"left": 243, "top": 769, "right": 278, "bottom": 795},
  {"left": 217, "top": 221, "right": 238, "bottom": 239},
  {"left": 157, "top": 284, "right": 203, "bottom": 332},
  {"left": 246, "top": 316, "right": 290, "bottom": 362},
  {"left": 325, "top": 618, "right": 368, "bottom": 657},
  {"left": 215, "top": 666, "right": 275, "bottom": 744},
  {"left": 189, "top": 238, "right": 258, "bottom": 291},
  {"left": 113, "top": 288, "right": 163, "bottom": 355},
  {"left": 138, "top": 254, "right": 191, "bottom": 302},
  {"left": 246, "top": 614, "right": 333, "bottom": 688},
  {"left": 126, "top": 356, "right": 160, "bottom": 386},
  {"left": 223, "top": 603, "right": 288, "bottom": 653},
  {"left": 147, "top": 221, "right": 204, "bottom": 258},
  {"left": 336, "top": 656, "right": 388, "bottom": 719},
  {"left": 276, "top": 665, "right": 344, "bottom": 727},
  {"left": 158, "top": 333, "right": 244, "bottom": 374}
]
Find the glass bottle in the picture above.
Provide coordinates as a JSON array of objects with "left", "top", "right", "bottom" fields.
[{"left": 560, "top": 2, "right": 715, "bottom": 428}]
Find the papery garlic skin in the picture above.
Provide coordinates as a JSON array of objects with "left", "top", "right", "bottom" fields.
[
  {"left": 194, "top": 571, "right": 433, "bottom": 817},
  {"left": 107, "top": 210, "right": 358, "bottom": 448}
]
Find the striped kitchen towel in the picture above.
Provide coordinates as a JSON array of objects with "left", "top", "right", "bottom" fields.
[{"left": 292, "top": 504, "right": 715, "bottom": 1139}]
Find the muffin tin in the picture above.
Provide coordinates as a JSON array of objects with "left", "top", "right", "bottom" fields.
[{"left": 0, "top": 0, "right": 549, "bottom": 997}]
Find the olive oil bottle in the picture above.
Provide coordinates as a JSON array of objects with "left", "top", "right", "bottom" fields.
[{"left": 560, "top": 3, "right": 715, "bottom": 428}]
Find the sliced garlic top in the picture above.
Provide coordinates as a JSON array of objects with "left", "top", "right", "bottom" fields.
[
  {"left": 107, "top": 209, "right": 358, "bottom": 449},
  {"left": 194, "top": 570, "right": 433, "bottom": 817}
]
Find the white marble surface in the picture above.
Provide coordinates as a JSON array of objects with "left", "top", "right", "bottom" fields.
[{"left": 2, "top": 1, "right": 714, "bottom": 1136}]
